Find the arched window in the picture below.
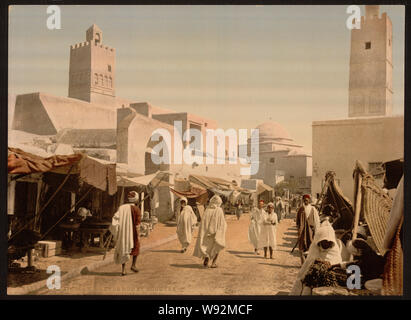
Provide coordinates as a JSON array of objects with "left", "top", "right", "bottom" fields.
[
  {"left": 99, "top": 74, "right": 103, "bottom": 86},
  {"left": 109, "top": 77, "right": 112, "bottom": 88},
  {"left": 104, "top": 75, "right": 108, "bottom": 87},
  {"left": 94, "top": 73, "right": 98, "bottom": 85}
]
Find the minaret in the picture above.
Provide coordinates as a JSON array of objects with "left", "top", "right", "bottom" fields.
[
  {"left": 68, "top": 24, "right": 116, "bottom": 105},
  {"left": 348, "top": 5, "right": 393, "bottom": 117}
]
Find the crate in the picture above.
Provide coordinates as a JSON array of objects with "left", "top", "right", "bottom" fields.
[{"left": 35, "top": 241, "right": 63, "bottom": 258}]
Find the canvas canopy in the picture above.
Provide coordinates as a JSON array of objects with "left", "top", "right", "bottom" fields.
[
  {"left": 8, "top": 147, "right": 117, "bottom": 195},
  {"left": 117, "top": 171, "right": 172, "bottom": 188},
  {"left": 257, "top": 182, "right": 274, "bottom": 195},
  {"left": 170, "top": 182, "right": 208, "bottom": 205}
]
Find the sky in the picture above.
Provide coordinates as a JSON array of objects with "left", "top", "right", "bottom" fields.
[{"left": 8, "top": 5, "right": 405, "bottom": 152}]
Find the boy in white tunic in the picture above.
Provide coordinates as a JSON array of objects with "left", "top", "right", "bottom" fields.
[{"left": 258, "top": 202, "right": 278, "bottom": 259}]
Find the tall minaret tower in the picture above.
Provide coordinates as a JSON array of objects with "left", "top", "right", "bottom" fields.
[
  {"left": 348, "top": 5, "right": 393, "bottom": 117},
  {"left": 68, "top": 24, "right": 116, "bottom": 105}
]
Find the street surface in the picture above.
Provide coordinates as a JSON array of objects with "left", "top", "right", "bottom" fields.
[{"left": 35, "top": 212, "right": 301, "bottom": 295}]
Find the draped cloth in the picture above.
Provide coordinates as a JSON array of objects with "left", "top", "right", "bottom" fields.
[
  {"left": 290, "top": 221, "right": 343, "bottom": 295},
  {"left": 296, "top": 204, "right": 320, "bottom": 254},
  {"left": 193, "top": 195, "right": 227, "bottom": 259},
  {"left": 177, "top": 205, "right": 198, "bottom": 248},
  {"left": 258, "top": 211, "right": 278, "bottom": 249},
  {"left": 248, "top": 207, "right": 264, "bottom": 249},
  {"left": 110, "top": 204, "right": 135, "bottom": 264}
]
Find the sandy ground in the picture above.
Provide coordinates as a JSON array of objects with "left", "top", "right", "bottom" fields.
[
  {"left": 7, "top": 222, "right": 178, "bottom": 289},
  {"left": 33, "top": 211, "right": 301, "bottom": 295}
]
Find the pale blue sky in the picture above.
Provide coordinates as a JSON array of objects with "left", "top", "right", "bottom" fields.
[{"left": 9, "top": 5, "right": 405, "bottom": 151}]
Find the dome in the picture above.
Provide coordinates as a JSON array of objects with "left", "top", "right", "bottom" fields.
[{"left": 255, "top": 121, "right": 292, "bottom": 141}]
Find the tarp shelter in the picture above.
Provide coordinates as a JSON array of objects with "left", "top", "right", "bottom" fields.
[
  {"left": 170, "top": 182, "right": 208, "bottom": 205},
  {"left": 257, "top": 182, "right": 274, "bottom": 195},
  {"left": 8, "top": 147, "right": 117, "bottom": 195},
  {"left": 317, "top": 171, "right": 354, "bottom": 231},
  {"left": 117, "top": 171, "right": 172, "bottom": 189}
]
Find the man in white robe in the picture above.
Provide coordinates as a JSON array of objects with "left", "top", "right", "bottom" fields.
[
  {"left": 110, "top": 191, "right": 141, "bottom": 276},
  {"left": 248, "top": 199, "right": 265, "bottom": 255},
  {"left": 290, "top": 221, "right": 343, "bottom": 295},
  {"left": 193, "top": 195, "right": 227, "bottom": 268},
  {"left": 176, "top": 197, "right": 198, "bottom": 253},
  {"left": 258, "top": 202, "right": 278, "bottom": 259}
]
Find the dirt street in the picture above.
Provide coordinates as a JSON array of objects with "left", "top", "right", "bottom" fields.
[{"left": 34, "top": 212, "right": 301, "bottom": 295}]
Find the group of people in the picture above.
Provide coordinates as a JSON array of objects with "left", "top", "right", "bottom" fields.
[
  {"left": 108, "top": 191, "right": 321, "bottom": 277},
  {"left": 175, "top": 195, "right": 227, "bottom": 268},
  {"left": 108, "top": 191, "right": 303, "bottom": 275},
  {"left": 109, "top": 192, "right": 229, "bottom": 275}
]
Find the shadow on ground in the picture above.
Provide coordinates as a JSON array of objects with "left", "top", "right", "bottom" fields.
[
  {"left": 258, "top": 262, "right": 300, "bottom": 269},
  {"left": 80, "top": 269, "right": 124, "bottom": 277},
  {"left": 150, "top": 249, "right": 181, "bottom": 253},
  {"left": 170, "top": 263, "right": 206, "bottom": 269},
  {"left": 7, "top": 268, "right": 68, "bottom": 288},
  {"left": 227, "top": 250, "right": 255, "bottom": 255}
]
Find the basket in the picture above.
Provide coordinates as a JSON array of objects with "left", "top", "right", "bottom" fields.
[
  {"left": 361, "top": 174, "right": 392, "bottom": 255},
  {"left": 382, "top": 217, "right": 403, "bottom": 296}
]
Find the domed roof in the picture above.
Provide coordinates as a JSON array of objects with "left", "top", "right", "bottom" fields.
[{"left": 255, "top": 121, "right": 292, "bottom": 141}]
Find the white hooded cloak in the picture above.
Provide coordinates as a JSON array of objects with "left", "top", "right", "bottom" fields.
[
  {"left": 176, "top": 197, "right": 198, "bottom": 248},
  {"left": 193, "top": 195, "right": 227, "bottom": 259}
]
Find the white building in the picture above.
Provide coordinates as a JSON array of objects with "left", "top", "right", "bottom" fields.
[{"left": 249, "top": 121, "right": 312, "bottom": 194}]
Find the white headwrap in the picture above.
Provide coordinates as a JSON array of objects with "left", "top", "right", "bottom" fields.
[
  {"left": 127, "top": 191, "right": 139, "bottom": 203},
  {"left": 180, "top": 196, "right": 188, "bottom": 204},
  {"left": 209, "top": 195, "right": 223, "bottom": 209}
]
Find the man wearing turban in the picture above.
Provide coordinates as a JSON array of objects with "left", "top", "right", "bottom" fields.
[
  {"left": 110, "top": 191, "right": 141, "bottom": 276},
  {"left": 296, "top": 194, "right": 320, "bottom": 264}
]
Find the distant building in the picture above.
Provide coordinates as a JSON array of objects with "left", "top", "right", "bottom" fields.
[
  {"left": 248, "top": 121, "right": 312, "bottom": 194},
  {"left": 312, "top": 5, "right": 403, "bottom": 202}
]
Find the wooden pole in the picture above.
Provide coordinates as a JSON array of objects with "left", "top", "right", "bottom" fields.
[{"left": 352, "top": 162, "right": 365, "bottom": 241}]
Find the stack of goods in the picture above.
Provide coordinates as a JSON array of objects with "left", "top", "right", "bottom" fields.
[{"left": 303, "top": 259, "right": 347, "bottom": 288}]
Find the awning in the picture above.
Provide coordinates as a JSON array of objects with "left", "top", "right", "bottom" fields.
[
  {"left": 189, "top": 174, "right": 220, "bottom": 190},
  {"left": 8, "top": 147, "right": 117, "bottom": 195},
  {"left": 170, "top": 182, "right": 208, "bottom": 205},
  {"left": 117, "top": 171, "right": 172, "bottom": 188},
  {"left": 211, "top": 188, "right": 234, "bottom": 199},
  {"left": 8, "top": 147, "right": 82, "bottom": 175},
  {"left": 257, "top": 182, "right": 274, "bottom": 195}
]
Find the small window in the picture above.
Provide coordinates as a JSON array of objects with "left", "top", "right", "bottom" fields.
[
  {"left": 270, "top": 157, "right": 275, "bottom": 163},
  {"left": 108, "top": 65, "right": 111, "bottom": 72},
  {"left": 388, "top": 39, "right": 391, "bottom": 46},
  {"left": 365, "top": 42, "right": 371, "bottom": 50}
]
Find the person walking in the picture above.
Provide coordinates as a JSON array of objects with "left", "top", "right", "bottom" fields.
[
  {"left": 193, "top": 195, "right": 227, "bottom": 268},
  {"left": 274, "top": 196, "right": 284, "bottom": 223},
  {"left": 176, "top": 197, "right": 198, "bottom": 253},
  {"left": 109, "top": 191, "right": 142, "bottom": 276}
]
